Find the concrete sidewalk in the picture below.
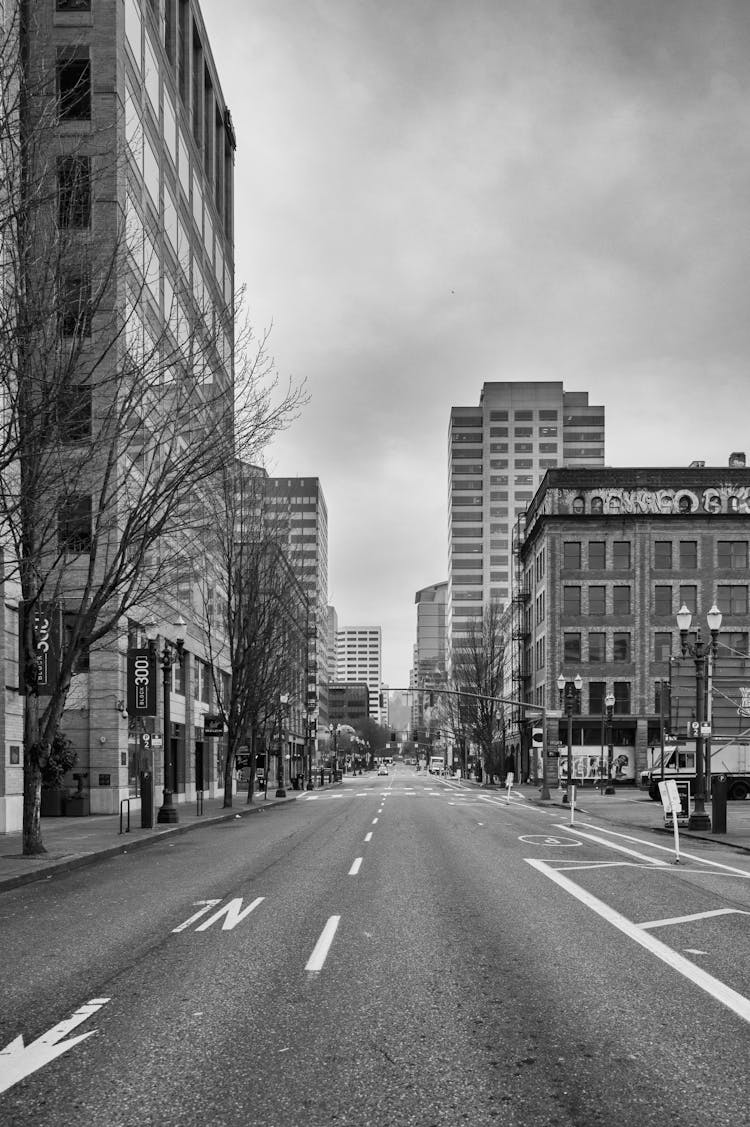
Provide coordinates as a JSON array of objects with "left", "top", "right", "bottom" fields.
[{"left": 0, "top": 786, "right": 314, "bottom": 893}]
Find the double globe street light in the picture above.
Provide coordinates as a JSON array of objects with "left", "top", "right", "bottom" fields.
[{"left": 676, "top": 602, "right": 722, "bottom": 831}]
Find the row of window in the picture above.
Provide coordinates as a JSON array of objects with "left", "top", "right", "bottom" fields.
[
  {"left": 563, "top": 539, "right": 750, "bottom": 571},
  {"left": 556, "top": 583, "right": 750, "bottom": 618}
]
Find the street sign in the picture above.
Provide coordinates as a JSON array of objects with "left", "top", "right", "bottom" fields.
[
  {"left": 204, "top": 715, "right": 224, "bottom": 737},
  {"left": 546, "top": 709, "right": 563, "bottom": 719},
  {"left": 151, "top": 735, "right": 162, "bottom": 749}
]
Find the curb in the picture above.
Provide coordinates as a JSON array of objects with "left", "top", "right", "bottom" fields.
[{"left": 0, "top": 794, "right": 298, "bottom": 894}]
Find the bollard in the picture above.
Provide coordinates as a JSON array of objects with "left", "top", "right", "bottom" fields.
[
  {"left": 119, "top": 798, "right": 131, "bottom": 834},
  {"left": 711, "top": 774, "right": 728, "bottom": 834},
  {"left": 196, "top": 789, "right": 204, "bottom": 816}
]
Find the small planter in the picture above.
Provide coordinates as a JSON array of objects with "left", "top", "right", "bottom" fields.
[
  {"left": 65, "top": 793, "right": 90, "bottom": 817},
  {"left": 41, "top": 788, "right": 65, "bottom": 817}
]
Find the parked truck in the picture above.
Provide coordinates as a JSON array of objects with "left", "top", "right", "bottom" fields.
[
  {"left": 643, "top": 652, "right": 750, "bottom": 801},
  {"left": 641, "top": 739, "right": 750, "bottom": 801}
]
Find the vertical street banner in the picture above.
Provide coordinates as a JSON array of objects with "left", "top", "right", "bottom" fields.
[
  {"left": 127, "top": 648, "right": 157, "bottom": 716},
  {"left": 18, "top": 602, "right": 61, "bottom": 695}
]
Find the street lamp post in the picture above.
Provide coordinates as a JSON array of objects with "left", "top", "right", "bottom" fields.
[
  {"left": 676, "top": 603, "right": 722, "bottom": 831},
  {"left": 276, "top": 693, "right": 289, "bottom": 798},
  {"left": 604, "top": 691, "right": 616, "bottom": 795},
  {"left": 328, "top": 723, "right": 340, "bottom": 781},
  {"left": 148, "top": 616, "right": 186, "bottom": 825},
  {"left": 557, "top": 673, "right": 582, "bottom": 805}
]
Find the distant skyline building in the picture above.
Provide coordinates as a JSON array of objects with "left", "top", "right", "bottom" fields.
[
  {"left": 265, "top": 478, "right": 330, "bottom": 728},
  {"left": 412, "top": 581, "right": 447, "bottom": 737},
  {"left": 448, "top": 382, "right": 606, "bottom": 657},
  {"left": 335, "top": 627, "right": 383, "bottom": 722}
]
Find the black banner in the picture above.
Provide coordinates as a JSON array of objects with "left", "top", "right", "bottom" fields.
[
  {"left": 19, "top": 602, "right": 61, "bottom": 696},
  {"left": 127, "top": 648, "right": 157, "bottom": 716}
]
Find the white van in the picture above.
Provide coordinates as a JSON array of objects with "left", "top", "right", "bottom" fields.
[{"left": 429, "top": 756, "right": 444, "bottom": 775}]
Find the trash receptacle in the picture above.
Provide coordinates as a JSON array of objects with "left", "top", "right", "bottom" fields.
[
  {"left": 711, "top": 774, "right": 728, "bottom": 833},
  {"left": 140, "top": 770, "right": 153, "bottom": 829}
]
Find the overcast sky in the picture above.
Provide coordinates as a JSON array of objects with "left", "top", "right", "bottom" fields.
[{"left": 201, "top": 0, "right": 750, "bottom": 688}]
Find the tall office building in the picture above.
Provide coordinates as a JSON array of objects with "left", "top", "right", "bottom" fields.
[
  {"left": 448, "top": 382, "right": 605, "bottom": 655},
  {"left": 265, "top": 478, "right": 330, "bottom": 728},
  {"left": 412, "top": 581, "right": 447, "bottom": 735},
  {"left": 335, "top": 628, "right": 383, "bottom": 722},
  {"left": 0, "top": 0, "right": 237, "bottom": 828}
]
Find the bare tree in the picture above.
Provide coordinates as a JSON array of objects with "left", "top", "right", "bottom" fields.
[
  {"left": 450, "top": 601, "right": 506, "bottom": 783},
  {"left": 0, "top": 7, "right": 304, "bottom": 853},
  {"left": 200, "top": 463, "right": 310, "bottom": 808}
]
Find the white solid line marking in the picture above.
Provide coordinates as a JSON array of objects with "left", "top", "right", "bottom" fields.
[
  {"left": 305, "top": 916, "right": 341, "bottom": 972},
  {"left": 639, "top": 908, "right": 750, "bottom": 931},
  {"left": 527, "top": 858, "right": 750, "bottom": 1024},
  {"left": 557, "top": 824, "right": 670, "bottom": 866},
  {"left": 348, "top": 857, "right": 363, "bottom": 875},
  {"left": 566, "top": 821, "right": 750, "bottom": 877},
  {"left": 364, "top": 832, "right": 373, "bottom": 842}
]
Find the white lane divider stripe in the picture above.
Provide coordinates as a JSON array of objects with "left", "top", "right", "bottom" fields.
[
  {"left": 364, "top": 832, "right": 373, "bottom": 842},
  {"left": 348, "top": 857, "right": 363, "bottom": 875},
  {"left": 372, "top": 817, "right": 378, "bottom": 824},
  {"left": 305, "top": 916, "right": 341, "bottom": 972},
  {"left": 527, "top": 858, "right": 750, "bottom": 1025}
]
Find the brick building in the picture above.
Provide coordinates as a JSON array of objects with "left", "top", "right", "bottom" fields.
[{"left": 511, "top": 463, "right": 750, "bottom": 785}]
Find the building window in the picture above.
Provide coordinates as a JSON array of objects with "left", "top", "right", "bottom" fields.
[
  {"left": 654, "top": 541, "right": 672, "bottom": 569},
  {"left": 588, "top": 633, "right": 605, "bottom": 662},
  {"left": 589, "top": 681, "right": 606, "bottom": 714},
  {"left": 564, "top": 633, "right": 581, "bottom": 662},
  {"left": 613, "top": 683, "right": 631, "bottom": 714},
  {"left": 613, "top": 586, "right": 631, "bottom": 615},
  {"left": 679, "top": 540, "right": 697, "bottom": 570},
  {"left": 654, "top": 586, "right": 672, "bottom": 616},
  {"left": 589, "top": 542, "right": 606, "bottom": 568},
  {"left": 59, "top": 272, "right": 92, "bottom": 336},
  {"left": 718, "top": 541, "right": 749, "bottom": 569},
  {"left": 725, "top": 631, "right": 749, "bottom": 656},
  {"left": 654, "top": 632, "right": 672, "bottom": 661},
  {"left": 59, "top": 493, "right": 92, "bottom": 553},
  {"left": 717, "top": 585, "right": 749, "bottom": 615},
  {"left": 58, "top": 156, "right": 91, "bottom": 227},
  {"left": 563, "top": 542, "right": 581, "bottom": 569},
  {"left": 612, "top": 541, "right": 631, "bottom": 570},
  {"left": 563, "top": 586, "right": 581, "bottom": 615},
  {"left": 57, "top": 383, "right": 91, "bottom": 442},
  {"left": 589, "top": 586, "right": 605, "bottom": 615},
  {"left": 57, "top": 0, "right": 92, "bottom": 8},
  {"left": 613, "top": 632, "right": 631, "bottom": 662},
  {"left": 679, "top": 585, "right": 697, "bottom": 613},
  {"left": 58, "top": 51, "right": 91, "bottom": 120}
]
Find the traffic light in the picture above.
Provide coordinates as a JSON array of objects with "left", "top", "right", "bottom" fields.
[
  {"left": 429, "top": 692, "right": 435, "bottom": 707},
  {"left": 391, "top": 732, "right": 396, "bottom": 743},
  {"left": 379, "top": 692, "right": 384, "bottom": 707}
]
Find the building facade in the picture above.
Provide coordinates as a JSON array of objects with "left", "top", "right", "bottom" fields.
[
  {"left": 335, "top": 627, "right": 383, "bottom": 722},
  {"left": 448, "top": 382, "right": 605, "bottom": 662},
  {"left": 411, "top": 581, "right": 447, "bottom": 738},
  {"left": 1, "top": 0, "right": 237, "bottom": 830},
  {"left": 512, "top": 464, "right": 750, "bottom": 786}
]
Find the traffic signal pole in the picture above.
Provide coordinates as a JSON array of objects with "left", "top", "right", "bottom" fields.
[{"left": 391, "top": 686, "right": 550, "bottom": 797}]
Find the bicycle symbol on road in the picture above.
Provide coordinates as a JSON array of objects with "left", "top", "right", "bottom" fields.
[{"left": 518, "top": 835, "right": 582, "bottom": 848}]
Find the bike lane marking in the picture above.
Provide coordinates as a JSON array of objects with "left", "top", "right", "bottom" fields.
[
  {"left": 559, "top": 820, "right": 750, "bottom": 878},
  {"left": 526, "top": 858, "right": 750, "bottom": 1025}
]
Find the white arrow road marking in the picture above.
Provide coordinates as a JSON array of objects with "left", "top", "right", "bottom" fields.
[
  {"left": 305, "top": 916, "right": 341, "bottom": 973},
  {"left": 172, "top": 899, "right": 222, "bottom": 932},
  {"left": 527, "top": 859, "right": 750, "bottom": 1025},
  {"left": 195, "top": 896, "right": 265, "bottom": 931},
  {"left": 0, "top": 998, "right": 110, "bottom": 1094}
]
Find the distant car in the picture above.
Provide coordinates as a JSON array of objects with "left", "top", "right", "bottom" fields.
[{"left": 377, "top": 764, "right": 389, "bottom": 776}]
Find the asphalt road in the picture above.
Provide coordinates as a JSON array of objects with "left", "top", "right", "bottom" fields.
[{"left": 1, "top": 766, "right": 749, "bottom": 1126}]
